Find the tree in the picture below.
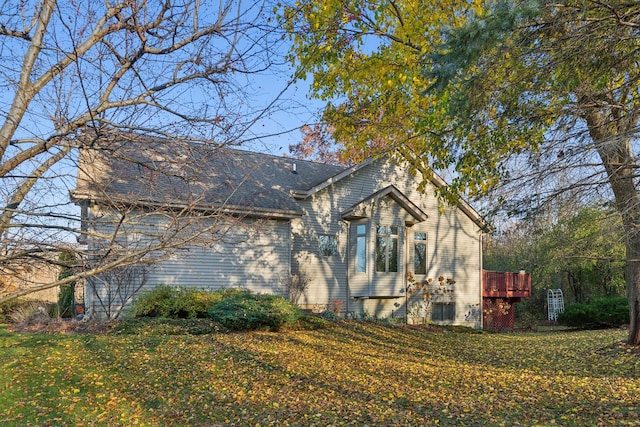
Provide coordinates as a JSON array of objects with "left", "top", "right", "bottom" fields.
[
  {"left": 287, "top": 123, "right": 389, "bottom": 165},
  {"left": 282, "top": 1, "right": 485, "bottom": 198},
  {"left": 485, "top": 204, "right": 626, "bottom": 317},
  {"left": 428, "top": 0, "right": 640, "bottom": 344},
  {"left": 0, "top": 0, "right": 286, "bottom": 306},
  {"left": 284, "top": 0, "right": 640, "bottom": 344},
  {"left": 288, "top": 124, "right": 346, "bottom": 165}
]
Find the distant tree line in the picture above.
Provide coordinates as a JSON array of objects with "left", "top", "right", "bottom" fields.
[{"left": 484, "top": 204, "right": 626, "bottom": 318}]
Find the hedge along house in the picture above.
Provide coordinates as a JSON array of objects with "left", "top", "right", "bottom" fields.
[{"left": 72, "top": 134, "right": 488, "bottom": 325}]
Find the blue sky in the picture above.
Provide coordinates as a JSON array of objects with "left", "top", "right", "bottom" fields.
[
  {"left": 1, "top": 0, "right": 323, "bottom": 246},
  {"left": 239, "top": 71, "right": 321, "bottom": 157}
]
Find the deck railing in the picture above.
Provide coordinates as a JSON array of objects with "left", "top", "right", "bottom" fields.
[{"left": 482, "top": 270, "right": 531, "bottom": 298}]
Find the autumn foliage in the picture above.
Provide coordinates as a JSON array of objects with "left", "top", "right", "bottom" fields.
[{"left": 1, "top": 323, "right": 638, "bottom": 425}]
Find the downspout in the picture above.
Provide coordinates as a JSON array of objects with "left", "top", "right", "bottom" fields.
[
  {"left": 479, "top": 231, "right": 484, "bottom": 329},
  {"left": 368, "top": 206, "right": 375, "bottom": 298},
  {"left": 344, "top": 220, "right": 350, "bottom": 317},
  {"left": 404, "top": 226, "right": 408, "bottom": 324},
  {"left": 82, "top": 202, "right": 95, "bottom": 321},
  {"left": 288, "top": 220, "right": 293, "bottom": 300}
]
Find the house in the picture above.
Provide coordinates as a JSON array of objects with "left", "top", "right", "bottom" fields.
[
  {"left": 72, "top": 134, "right": 489, "bottom": 325},
  {"left": 1, "top": 260, "right": 60, "bottom": 303}
]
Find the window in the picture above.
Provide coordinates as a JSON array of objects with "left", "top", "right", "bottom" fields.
[
  {"left": 376, "top": 225, "right": 398, "bottom": 273},
  {"left": 319, "top": 235, "right": 338, "bottom": 257},
  {"left": 414, "top": 232, "right": 427, "bottom": 275},
  {"left": 432, "top": 302, "right": 455, "bottom": 322},
  {"left": 356, "top": 224, "right": 366, "bottom": 272}
]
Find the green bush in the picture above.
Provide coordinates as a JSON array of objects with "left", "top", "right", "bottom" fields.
[
  {"left": 129, "top": 285, "right": 247, "bottom": 319},
  {"left": 590, "top": 297, "right": 630, "bottom": 326},
  {"left": 57, "top": 285, "right": 74, "bottom": 318},
  {"left": 56, "top": 251, "right": 77, "bottom": 318},
  {"left": 208, "top": 293, "right": 301, "bottom": 331},
  {"left": 558, "top": 297, "right": 629, "bottom": 328},
  {"left": 319, "top": 310, "right": 339, "bottom": 321}
]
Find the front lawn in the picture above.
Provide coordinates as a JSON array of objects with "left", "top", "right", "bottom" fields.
[{"left": 1, "top": 322, "right": 638, "bottom": 426}]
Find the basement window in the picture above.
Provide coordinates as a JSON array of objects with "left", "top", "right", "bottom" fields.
[{"left": 432, "top": 302, "right": 455, "bottom": 322}]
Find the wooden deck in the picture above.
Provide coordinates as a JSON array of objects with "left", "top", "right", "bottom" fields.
[{"left": 482, "top": 270, "right": 531, "bottom": 298}]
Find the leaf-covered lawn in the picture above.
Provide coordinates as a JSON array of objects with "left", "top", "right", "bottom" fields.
[{"left": 1, "top": 323, "right": 639, "bottom": 426}]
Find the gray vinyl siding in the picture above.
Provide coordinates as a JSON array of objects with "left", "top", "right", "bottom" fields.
[
  {"left": 293, "top": 158, "right": 482, "bottom": 326},
  {"left": 148, "top": 218, "right": 290, "bottom": 293},
  {"left": 290, "top": 201, "right": 348, "bottom": 308},
  {"left": 84, "top": 206, "right": 291, "bottom": 318}
]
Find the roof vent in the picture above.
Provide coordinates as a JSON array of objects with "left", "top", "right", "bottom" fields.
[{"left": 292, "top": 163, "right": 297, "bottom": 174}]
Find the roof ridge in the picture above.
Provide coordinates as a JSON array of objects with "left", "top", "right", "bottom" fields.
[{"left": 98, "top": 130, "right": 347, "bottom": 170}]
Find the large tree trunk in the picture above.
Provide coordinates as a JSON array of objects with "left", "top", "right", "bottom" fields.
[
  {"left": 585, "top": 107, "right": 640, "bottom": 345},
  {"left": 600, "top": 163, "right": 640, "bottom": 346},
  {"left": 626, "top": 237, "right": 640, "bottom": 346}
]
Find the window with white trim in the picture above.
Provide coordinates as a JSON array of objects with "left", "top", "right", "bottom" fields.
[
  {"left": 356, "top": 224, "right": 366, "bottom": 272},
  {"left": 414, "top": 232, "right": 427, "bottom": 275},
  {"left": 376, "top": 225, "right": 398, "bottom": 273}
]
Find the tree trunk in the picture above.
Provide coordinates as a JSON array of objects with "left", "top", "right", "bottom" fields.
[
  {"left": 583, "top": 105, "right": 640, "bottom": 345},
  {"left": 600, "top": 170, "right": 640, "bottom": 345},
  {"left": 626, "top": 240, "right": 640, "bottom": 346}
]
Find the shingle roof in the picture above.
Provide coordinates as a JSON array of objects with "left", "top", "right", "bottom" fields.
[
  {"left": 73, "top": 135, "right": 345, "bottom": 218},
  {"left": 72, "top": 132, "right": 489, "bottom": 230}
]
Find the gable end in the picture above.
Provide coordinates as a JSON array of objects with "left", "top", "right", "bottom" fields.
[{"left": 341, "top": 185, "right": 428, "bottom": 226}]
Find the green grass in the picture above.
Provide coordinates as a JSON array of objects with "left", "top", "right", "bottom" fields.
[{"left": 1, "top": 322, "right": 639, "bottom": 426}]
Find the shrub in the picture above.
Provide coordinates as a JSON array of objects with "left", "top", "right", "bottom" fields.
[
  {"left": 129, "top": 285, "right": 173, "bottom": 318},
  {"left": 129, "top": 285, "right": 247, "bottom": 319},
  {"left": 7, "top": 300, "right": 51, "bottom": 324},
  {"left": 57, "top": 251, "right": 77, "bottom": 318},
  {"left": 57, "top": 285, "right": 74, "bottom": 318},
  {"left": 208, "top": 293, "right": 301, "bottom": 331},
  {"left": 319, "top": 310, "right": 339, "bottom": 321},
  {"left": 0, "top": 299, "right": 53, "bottom": 324},
  {"left": 590, "top": 297, "right": 630, "bottom": 326},
  {"left": 0, "top": 300, "right": 22, "bottom": 323},
  {"left": 558, "top": 297, "right": 629, "bottom": 328}
]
